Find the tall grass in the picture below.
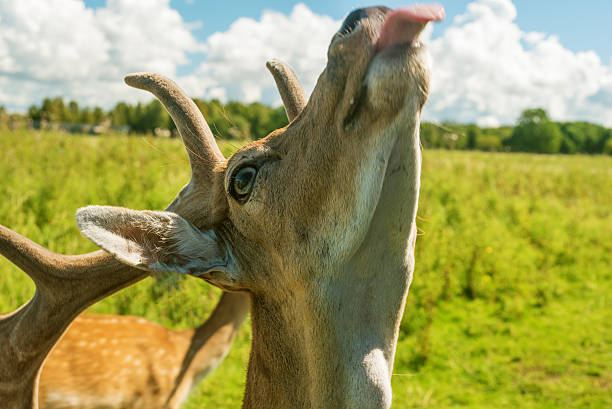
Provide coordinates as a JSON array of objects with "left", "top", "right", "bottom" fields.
[{"left": 1, "top": 130, "right": 610, "bottom": 408}]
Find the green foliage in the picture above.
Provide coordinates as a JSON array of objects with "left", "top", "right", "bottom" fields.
[
  {"left": 420, "top": 122, "right": 512, "bottom": 153},
  {"left": 26, "top": 97, "right": 288, "bottom": 139},
  {"left": 421, "top": 109, "right": 611, "bottom": 155},
  {"left": 506, "top": 109, "right": 563, "bottom": 153},
  {"left": 0, "top": 106, "right": 7, "bottom": 130},
  {"left": 0, "top": 131, "right": 610, "bottom": 408},
  {"left": 192, "top": 99, "right": 287, "bottom": 140},
  {"left": 420, "top": 122, "right": 468, "bottom": 150},
  {"left": 391, "top": 150, "right": 611, "bottom": 408},
  {"left": 466, "top": 125, "right": 479, "bottom": 150},
  {"left": 28, "top": 97, "right": 107, "bottom": 125},
  {"left": 560, "top": 121, "right": 610, "bottom": 154},
  {"left": 19, "top": 99, "right": 612, "bottom": 154},
  {"left": 108, "top": 100, "right": 170, "bottom": 133}
]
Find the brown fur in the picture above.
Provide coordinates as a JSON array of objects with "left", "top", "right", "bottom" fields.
[{"left": 38, "top": 293, "right": 248, "bottom": 409}]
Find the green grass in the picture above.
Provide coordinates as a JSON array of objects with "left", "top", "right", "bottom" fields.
[{"left": 1, "top": 130, "right": 610, "bottom": 408}]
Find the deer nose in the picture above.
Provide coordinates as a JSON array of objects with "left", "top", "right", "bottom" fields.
[{"left": 339, "top": 6, "right": 391, "bottom": 36}]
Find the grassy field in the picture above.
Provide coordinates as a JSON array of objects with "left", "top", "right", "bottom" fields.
[{"left": 1, "top": 130, "right": 610, "bottom": 408}]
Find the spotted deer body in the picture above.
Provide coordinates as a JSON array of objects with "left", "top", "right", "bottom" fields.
[
  {"left": 38, "top": 292, "right": 248, "bottom": 409},
  {"left": 40, "top": 315, "right": 191, "bottom": 409}
]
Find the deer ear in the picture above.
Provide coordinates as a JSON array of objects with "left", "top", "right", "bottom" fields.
[{"left": 75, "top": 206, "right": 239, "bottom": 287}]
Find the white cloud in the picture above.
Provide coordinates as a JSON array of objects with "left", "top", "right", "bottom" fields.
[
  {"left": 180, "top": 3, "right": 340, "bottom": 104},
  {"left": 424, "top": 0, "right": 612, "bottom": 126},
  {"left": 0, "top": 0, "right": 203, "bottom": 110},
  {"left": 1, "top": 0, "right": 611, "bottom": 127},
  {"left": 184, "top": 0, "right": 612, "bottom": 126}
]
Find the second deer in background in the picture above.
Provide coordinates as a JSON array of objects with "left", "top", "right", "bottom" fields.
[{"left": 38, "top": 292, "right": 249, "bottom": 409}]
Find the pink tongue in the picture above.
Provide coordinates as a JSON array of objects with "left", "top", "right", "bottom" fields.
[{"left": 376, "top": 4, "right": 445, "bottom": 51}]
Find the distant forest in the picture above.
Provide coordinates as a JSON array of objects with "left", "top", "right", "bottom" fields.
[{"left": 1, "top": 98, "right": 611, "bottom": 155}]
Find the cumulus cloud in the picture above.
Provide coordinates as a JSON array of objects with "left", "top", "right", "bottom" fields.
[
  {"left": 1, "top": 0, "right": 611, "bottom": 126},
  {"left": 0, "top": 0, "right": 203, "bottom": 110},
  {"left": 181, "top": 4, "right": 340, "bottom": 104},
  {"left": 425, "top": 0, "right": 612, "bottom": 126},
  {"left": 182, "top": 0, "right": 612, "bottom": 126}
]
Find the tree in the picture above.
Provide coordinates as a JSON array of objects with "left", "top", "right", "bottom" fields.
[
  {"left": 0, "top": 105, "right": 7, "bottom": 129},
  {"left": 110, "top": 102, "right": 131, "bottom": 126},
  {"left": 466, "top": 125, "right": 479, "bottom": 150},
  {"left": 67, "top": 100, "right": 80, "bottom": 123},
  {"left": 92, "top": 107, "right": 106, "bottom": 124},
  {"left": 40, "top": 97, "right": 67, "bottom": 122},
  {"left": 28, "top": 105, "right": 42, "bottom": 123},
  {"left": 506, "top": 108, "right": 562, "bottom": 153},
  {"left": 604, "top": 134, "right": 612, "bottom": 155},
  {"left": 79, "top": 107, "right": 94, "bottom": 124}
]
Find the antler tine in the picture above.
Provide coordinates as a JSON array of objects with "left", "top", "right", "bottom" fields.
[
  {"left": 124, "top": 73, "right": 224, "bottom": 176},
  {"left": 125, "top": 73, "right": 228, "bottom": 228},
  {"left": 266, "top": 59, "right": 307, "bottom": 122},
  {"left": 0, "top": 225, "right": 121, "bottom": 284},
  {"left": 0, "top": 224, "right": 145, "bottom": 331},
  {"left": 0, "top": 224, "right": 145, "bottom": 409}
]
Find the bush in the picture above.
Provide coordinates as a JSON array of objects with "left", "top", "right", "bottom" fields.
[
  {"left": 475, "top": 133, "right": 502, "bottom": 151},
  {"left": 505, "top": 109, "right": 562, "bottom": 153}
]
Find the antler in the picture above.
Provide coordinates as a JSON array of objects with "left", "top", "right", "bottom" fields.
[
  {"left": 266, "top": 59, "right": 307, "bottom": 122},
  {"left": 124, "top": 73, "right": 224, "bottom": 173},
  {"left": 0, "top": 229, "right": 141, "bottom": 409},
  {"left": 0, "top": 74, "right": 247, "bottom": 409},
  {"left": 125, "top": 73, "right": 226, "bottom": 228}
]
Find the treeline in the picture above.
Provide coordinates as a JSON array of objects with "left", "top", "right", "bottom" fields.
[
  {"left": 2, "top": 99, "right": 612, "bottom": 154},
  {"left": 421, "top": 108, "right": 612, "bottom": 155},
  {"left": 23, "top": 97, "right": 288, "bottom": 140}
]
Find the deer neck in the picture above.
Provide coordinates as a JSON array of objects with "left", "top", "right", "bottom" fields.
[
  {"left": 244, "top": 277, "right": 410, "bottom": 409},
  {"left": 243, "top": 120, "right": 421, "bottom": 409}
]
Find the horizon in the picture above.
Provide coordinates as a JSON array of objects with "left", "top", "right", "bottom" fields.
[
  {"left": 1, "top": 0, "right": 611, "bottom": 127},
  {"left": 13, "top": 95, "right": 611, "bottom": 131}
]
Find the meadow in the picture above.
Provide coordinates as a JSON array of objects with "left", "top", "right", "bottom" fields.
[{"left": 0, "top": 130, "right": 610, "bottom": 408}]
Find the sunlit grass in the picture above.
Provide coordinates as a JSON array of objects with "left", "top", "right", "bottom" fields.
[{"left": 1, "top": 130, "right": 610, "bottom": 408}]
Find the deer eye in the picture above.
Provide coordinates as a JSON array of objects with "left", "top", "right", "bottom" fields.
[{"left": 230, "top": 166, "right": 258, "bottom": 203}]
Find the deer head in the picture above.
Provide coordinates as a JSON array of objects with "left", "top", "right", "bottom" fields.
[
  {"left": 0, "top": 4, "right": 444, "bottom": 409},
  {"left": 76, "top": 5, "right": 444, "bottom": 408}
]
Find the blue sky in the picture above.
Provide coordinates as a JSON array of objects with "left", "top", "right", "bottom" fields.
[
  {"left": 2, "top": 0, "right": 611, "bottom": 125},
  {"left": 181, "top": 1, "right": 609, "bottom": 59},
  {"left": 84, "top": 0, "right": 612, "bottom": 71}
]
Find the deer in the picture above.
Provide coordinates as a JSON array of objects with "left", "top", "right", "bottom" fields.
[
  {"left": 37, "top": 291, "right": 249, "bottom": 409},
  {"left": 0, "top": 4, "right": 444, "bottom": 409}
]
